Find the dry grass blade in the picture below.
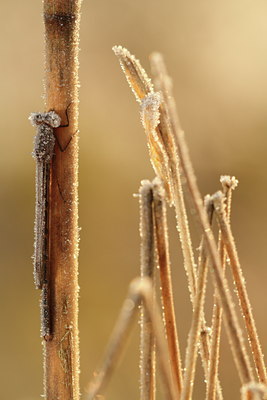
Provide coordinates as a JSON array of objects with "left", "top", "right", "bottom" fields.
[
  {"left": 181, "top": 196, "right": 214, "bottom": 400},
  {"left": 86, "top": 278, "right": 178, "bottom": 400},
  {"left": 212, "top": 191, "right": 267, "bottom": 383},
  {"left": 140, "top": 93, "right": 173, "bottom": 202},
  {"left": 113, "top": 46, "right": 223, "bottom": 397},
  {"left": 148, "top": 52, "right": 254, "bottom": 384},
  {"left": 207, "top": 176, "right": 238, "bottom": 400},
  {"left": 139, "top": 181, "right": 156, "bottom": 400},
  {"left": 152, "top": 177, "right": 183, "bottom": 396},
  {"left": 113, "top": 45, "right": 197, "bottom": 307},
  {"left": 150, "top": 53, "right": 224, "bottom": 396},
  {"left": 241, "top": 382, "right": 267, "bottom": 400},
  {"left": 112, "top": 45, "right": 153, "bottom": 102}
]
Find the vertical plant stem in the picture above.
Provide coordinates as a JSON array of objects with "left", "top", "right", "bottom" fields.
[
  {"left": 152, "top": 178, "right": 183, "bottom": 396},
  {"left": 141, "top": 279, "right": 179, "bottom": 400},
  {"left": 151, "top": 52, "right": 224, "bottom": 399},
  {"left": 149, "top": 52, "right": 254, "bottom": 384},
  {"left": 207, "top": 176, "right": 238, "bottom": 400},
  {"left": 156, "top": 102, "right": 197, "bottom": 300},
  {"left": 113, "top": 46, "right": 197, "bottom": 302},
  {"left": 213, "top": 191, "right": 267, "bottom": 383},
  {"left": 200, "top": 327, "right": 211, "bottom": 361},
  {"left": 181, "top": 196, "right": 214, "bottom": 400},
  {"left": 139, "top": 181, "right": 156, "bottom": 400},
  {"left": 42, "top": 1, "right": 81, "bottom": 399},
  {"left": 113, "top": 47, "right": 223, "bottom": 397}
]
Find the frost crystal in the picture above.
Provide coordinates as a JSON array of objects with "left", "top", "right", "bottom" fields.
[
  {"left": 140, "top": 92, "right": 161, "bottom": 132},
  {"left": 139, "top": 93, "right": 173, "bottom": 204},
  {"left": 220, "top": 175, "right": 239, "bottom": 191}
]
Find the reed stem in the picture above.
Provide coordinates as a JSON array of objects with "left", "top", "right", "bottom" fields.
[
  {"left": 206, "top": 176, "right": 238, "bottom": 400},
  {"left": 153, "top": 178, "right": 183, "bottom": 396},
  {"left": 181, "top": 196, "right": 214, "bottom": 400},
  {"left": 149, "top": 52, "right": 254, "bottom": 384},
  {"left": 139, "top": 181, "right": 156, "bottom": 400},
  {"left": 213, "top": 191, "right": 267, "bottom": 383},
  {"left": 42, "top": 1, "right": 81, "bottom": 398}
]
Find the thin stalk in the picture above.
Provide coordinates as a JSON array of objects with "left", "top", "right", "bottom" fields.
[
  {"left": 113, "top": 46, "right": 223, "bottom": 397},
  {"left": 113, "top": 46, "right": 197, "bottom": 303},
  {"left": 149, "top": 52, "right": 254, "bottom": 384},
  {"left": 152, "top": 178, "right": 183, "bottom": 396},
  {"left": 181, "top": 196, "right": 214, "bottom": 400},
  {"left": 86, "top": 278, "right": 178, "bottom": 400},
  {"left": 42, "top": 1, "right": 81, "bottom": 399},
  {"left": 200, "top": 327, "right": 211, "bottom": 362},
  {"left": 139, "top": 181, "right": 156, "bottom": 400},
  {"left": 207, "top": 176, "right": 238, "bottom": 400},
  {"left": 212, "top": 191, "right": 267, "bottom": 383},
  {"left": 151, "top": 53, "right": 224, "bottom": 400}
]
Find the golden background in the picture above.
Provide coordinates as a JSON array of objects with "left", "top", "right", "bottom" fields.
[{"left": 1, "top": 1, "right": 267, "bottom": 399}]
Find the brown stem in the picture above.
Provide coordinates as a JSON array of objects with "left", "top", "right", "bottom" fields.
[
  {"left": 207, "top": 176, "right": 238, "bottom": 400},
  {"left": 213, "top": 191, "right": 267, "bottom": 384},
  {"left": 181, "top": 196, "right": 214, "bottom": 400},
  {"left": 113, "top": 46, "right": 197, "bottom": 303},
  {"left": 42, "top": 1, "right": 81, "bottom": 399},
  {"left": 149, "top": 52, "right": 254, "bottom": 384},
  {"left": 150, "top": 52, "right": 224, "bottom": 400},
  {"left": 113, "top": 46, "right": 224, "bottom": 397},
  {"left": 152, "top": 178, "right": 183, "bottom": 396},
  {"left": 139, "top": 181, "right": 156, "bottom": 400}
]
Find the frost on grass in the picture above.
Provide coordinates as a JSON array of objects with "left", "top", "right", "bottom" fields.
[
  {"left": 220, "top": 175, "right": 239, "bottom": 192},
  {"left": 112, "top": 45, "right": 153, "bottom": 103},
  {"left": 140, "top": 92, "right": 161, "bottom": 132},
  {"left": 140, "top": 92, "right": 173, "bottom": 203},
  {"left": 113, "top": 47, "right": 175, "bottom": 204}
]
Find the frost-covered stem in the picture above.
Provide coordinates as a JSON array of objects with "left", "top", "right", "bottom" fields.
[
  {"left": 241, "top": 382, "right": 267, "bottom": 400},
  {"left": 152, "top": 178, "right": 183, "bottom": 396},
  {"left": 141, "top": 279, "right": 179, "bottom": 400},
  {"left": 159, "top": 118, "right": 197, "bottom": 299},
  {"left": 213, "top": 192, "right": 267, "bottom": 384},
  {"left": 206, "top": 233, "right": 225, "bottom": 400},
  {"left": 181, "top": 196, "right": 214, "bottom": 400},
  {"left": 139, "top": 181, "right": 156, "bottom": 400},
  {"left": 153, "top": 99, "right": 197, "bottom": 302},
  {"left": 42, "top": 0, "right": 81, "bottom": 398},
  {"left": 87, "top": 278, "right": 178, "bottom": 400},
  {"left": 149, "top": 52, "right": 254, "bottom": 384},
  {"left": 151, "top": 52, "right": 224, "bottom": 399},
  {"left": 153, "top": 82, "right": 197, "bottom": 302},
  {"left": 112, "top": 46, "right": 196, "bottom": 301},
  {"left": 200, "top": 328, "right": 211, "bottom": 361},
  {"left": 207, "top": 177, "right": 238, "bottom": 400}
]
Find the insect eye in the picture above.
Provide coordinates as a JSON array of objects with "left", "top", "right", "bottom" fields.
[{"left": 29, "top": 113, "right": 43, "bottom": 126}]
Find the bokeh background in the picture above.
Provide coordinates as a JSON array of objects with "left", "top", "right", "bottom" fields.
[{"left": 1, "top": 1, "right": 267, "bottom": 399}]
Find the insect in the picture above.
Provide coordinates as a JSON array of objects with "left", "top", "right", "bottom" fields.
[
  {"left": 29, "top": 107, "right": 70, "bottom": 339},
  {"left": 29, "top": 111, "right": 61, "bottom": 290}
]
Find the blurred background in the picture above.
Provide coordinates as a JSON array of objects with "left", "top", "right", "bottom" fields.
[{"left": 1, "top": 1, "right": 267, "bottom": 399}]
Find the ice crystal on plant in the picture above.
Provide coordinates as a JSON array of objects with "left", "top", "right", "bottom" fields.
[{"left": 112, "top": 45, "right": 153, "bottom": 103}]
